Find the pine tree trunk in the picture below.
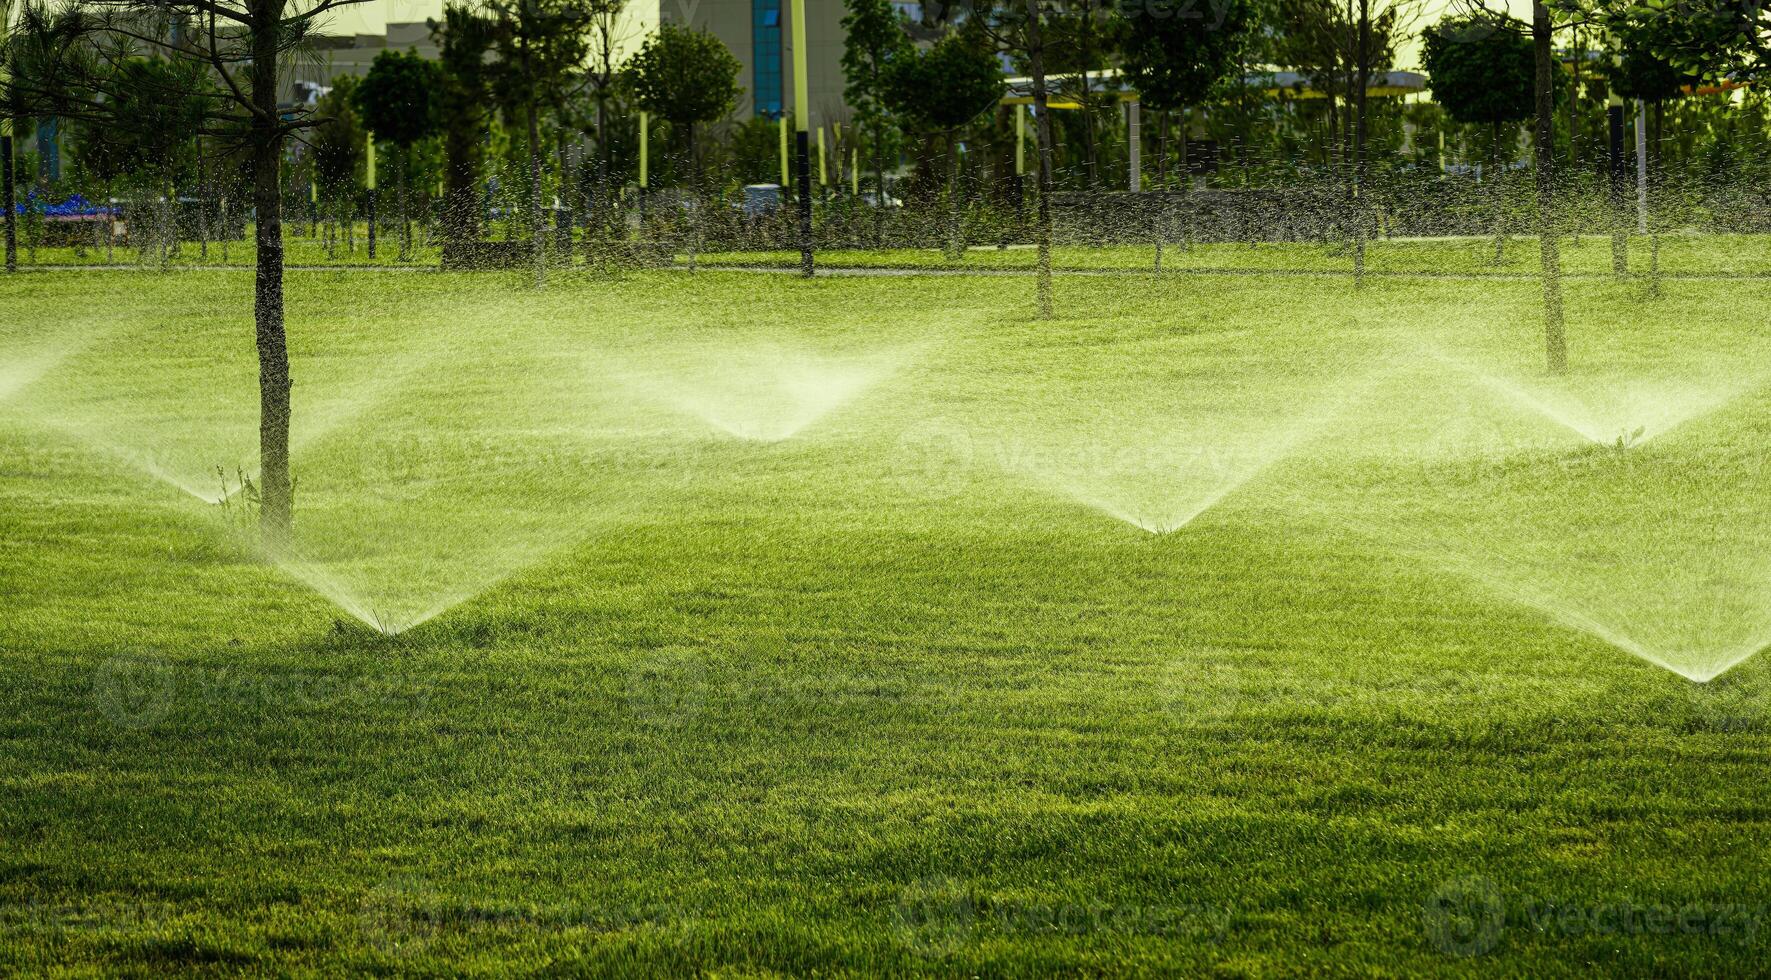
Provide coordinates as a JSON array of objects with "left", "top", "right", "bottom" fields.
[
  {"left": 1533, "top": 0, "right": 1566, "bottom": 375},
  {"left": 1024, "top": 0, "right": 1055, "bottom": 318},
  {"left": 528, "top": 103, "right": 545, "bottom": 288},
  {"left": 1353, "top": 0, "right": 1370, "bottom": 286},
  {"left": 946, "top": 129, "right": 963, "bottom": 261},
  {"left": 250, "top": 10, "right": 292, "bottom": 541}
]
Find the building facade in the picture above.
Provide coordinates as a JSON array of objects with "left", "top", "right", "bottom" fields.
[{"left": 293, "top": 0, "right": 855, "bottom": 126}]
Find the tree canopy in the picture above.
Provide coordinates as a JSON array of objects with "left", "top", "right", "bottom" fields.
[
  {"left": 884, "top": 29, "right": 1003, "bottom": 133},
  {"left": 625, "top": 22, "right": 742, "bottom": 127},
  {"left": 352, "top": 49, "right": 441, "bottom": 148},
  {"left": 1118, "top": 0, "right": 1257, "bottom": 112},
  {"left": 1421, "top": 13, "right": 1534, "bottom": 126}
]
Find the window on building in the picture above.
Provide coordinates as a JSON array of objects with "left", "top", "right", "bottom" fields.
[{"left": 753, "top": 0, "right": 783, "bottom": 118}]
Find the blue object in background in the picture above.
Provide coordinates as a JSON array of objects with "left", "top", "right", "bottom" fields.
[{"left": 13, "top": 192, "right": 117, "bottom": 216}]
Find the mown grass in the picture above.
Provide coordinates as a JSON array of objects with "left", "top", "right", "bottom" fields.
[
  {"left": 17, "top": 226, "right": 1771, "bottom": 280},
  {"left": 698, "top": 232, "right": 1771, "bottom": 277},
  {"left": 2, "top": 265, "right": 1771, "bottom": 975}
]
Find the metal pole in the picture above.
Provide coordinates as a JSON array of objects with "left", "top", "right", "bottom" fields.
[
  {"left": 1128, "top": 100, "right": 1140, "bottom": 193},
  {"left": 778, "top": 115, "right": 788, "bottom": 187},
  {"left": 366, "top": 131, "right": 378, "bottom": 259},
  {"left": 1015, "top": 106, "right": 1025, "bottom": 177},
  {"left": 1634, "top": 99, "right": 1648, "bottom": 234},
  {"left": 791, "top": 0, "right": 812, "bottom": 276}
]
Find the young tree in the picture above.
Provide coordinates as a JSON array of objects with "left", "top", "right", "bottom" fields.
[
  {"left": 626, "top": 23, "right": 742, "bottom": 188},
  {"left": 581, "top": 0, "right": 634, "bottom": 239},
  {"left": 310, "top": 76, "right": 364, "bottom": 258},
  {"left": 432, "top": 5, "right": 496, "bottom": 254},
  {"left": 626, "top": 22, "right": 740, "bottom": 270},
  {"left": 1422, "top": 12, "right": 1533, "bottom": 263},
  {"left": 484, "top": 0, "right": 594, "bottom": 286},
  {"left": 1119, "top": 0, "right": 1256, "bottom": 268},
  {"left": 1448, "top": 4, "right": 1566, "bottom": 373},
  {"left": 972, "top": 0, "right": 1058, "bottom": 316},
  {"left": 1038, "top": 0, "right": 1116, "bottom": 189},
  {"left": 352, "top": 49, "right": 440, "bottom": 261},
  {"left": 1421, "top": 14, "right": 1533, "bottom": 170},
  {"left": 840, "top": 0, "right": 911, "bottom": 238},
  {"left": 884, "top": 28, "right": 1003, "bottom": 260},
  {"left": 3, "top": 0, "right": 375, "bottom": 540},
  {"left": 1531, "top": 0, "right": 1566, "bottom": 374}
]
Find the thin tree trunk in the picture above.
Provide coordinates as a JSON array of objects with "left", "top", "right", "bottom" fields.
[
  {"left": 1154, "top": 108, "right": 1166, "bottom": 272},
  {"left": 1, "top": 132, "right": 14, "bottom": 272},
  {"left": 946, "top": 129, "right": 963, "bottom": 261},
  {"left": 1353, "top": 0, "right": 1370, "bottom": 286},
  {"left": 875, "top": 120, "right": 888, "bottom": 246},
  {"left": 1492, "top": 119, "right": 1506, "bottom": 264},
  {"left": 250, "top": 9, "right": 292, "bottom": 541},
  {"left": 398, "top": 144, "right": 411, "bottom": 262},
  {"left": 528, "top": 102, "right": 546, "bottom": 287},
  {"left": 1024, "top": 0, "right": 1055, "bottom": 318},
  {"left": 1647, "top": 100, "right": 1662, "bottom": 296},
  {"left": 1081, "top": 76, "right": 1098, "bottom": 189},
  {"left": 1568, "top": 29, "right": 1581, "bottom": 169},
  {"left": 688, "top": 122, "right": 701, "bottom": 273},
  {"left": 1533, "top": 0, "right": 1566, "bottom": 375}
]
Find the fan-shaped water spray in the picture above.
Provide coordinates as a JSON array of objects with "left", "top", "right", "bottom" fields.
[{"left": 610, "top": 344, "right": 915, "bottom": 442}]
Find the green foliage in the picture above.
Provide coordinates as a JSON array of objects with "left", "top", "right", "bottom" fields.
[
  {"left": 1118, "top": 0, "right": 1256, "bottom": 112},
  {"left": 885, "top": 30, "right": 1003, "bottom": 134},
  {"left": 722, "top": 115, "right": 784, "bottom": 185},
  {"left": 72, "top": 57, "right": 209, "bottom": 187},
  {"left": 1627, "top": 0, "right": 1767, "bottom": 83},
  {"left": 1592, "top": 3, "right": 1743, "bottom": 101},
  {"left": 626, "top": 22, "right": 742, "bottom": 127},
  {"left": 352, "top": 49, "right": 441, "bottom": 148},
  {"left": 840, "top": 0, "right": 912, "bottom": 181},
  {"left": 311, "top": 76, "right": 366, "bottom": 192},
  {"left": 432, "top": 4, "right": 498, "bottom": 239},
  {"left": 484, "top": 0, "right": 596, "bottom": 122},
  {"left": 1421, "top": 14, "right": 1534, "bottom": 127}
]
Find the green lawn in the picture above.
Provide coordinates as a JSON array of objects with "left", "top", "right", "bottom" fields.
[
  {"left": 3, "top": 265, "right": 1771, "bottom": 975},
  {"left": 17, "top": 227, "right": 1771, "bottom": 280},
  {"left": 697, "top": 232, "right": 1771, "bottom": 277}
]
